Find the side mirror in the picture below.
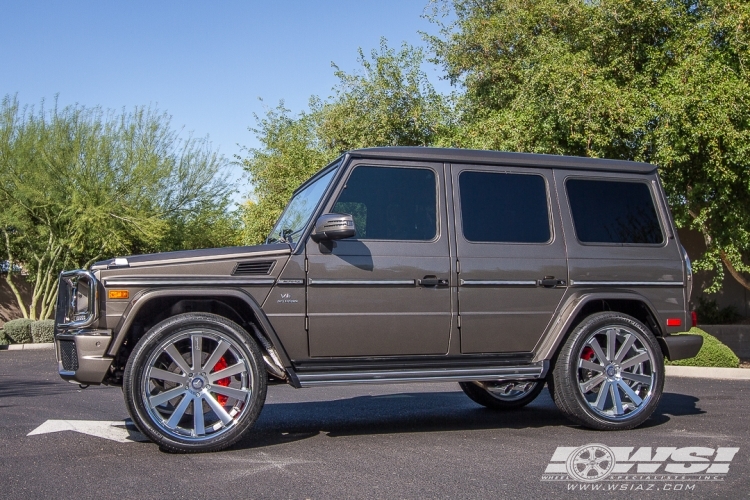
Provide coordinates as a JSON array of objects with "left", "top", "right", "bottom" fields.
[{"left": 311, "top": 213, "right": 356, "bottom": 242}]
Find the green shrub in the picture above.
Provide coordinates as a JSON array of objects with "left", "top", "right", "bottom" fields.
[
  {"left": 3, "top": 319, "right": 33, "bottom": 344},
  {"left": 695, "top": 296, "right": 740, "bottom": 325},
  {"left": 666, "top": 328, "right": 740, "bottom": 368},
  {"left": 0, "top": 329, "right": 9, "bottom": 345},
  {"left": 31, "top": 320, "right": 55, "bottom": 343}
]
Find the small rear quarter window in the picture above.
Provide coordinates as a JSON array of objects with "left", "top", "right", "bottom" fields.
[{"left": 566, "top": 179, "right": 664, "bottom": 244}]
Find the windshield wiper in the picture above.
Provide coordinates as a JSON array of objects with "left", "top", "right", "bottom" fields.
[{"left": 283, "top": 227, "right": 308, "bottom": 245}]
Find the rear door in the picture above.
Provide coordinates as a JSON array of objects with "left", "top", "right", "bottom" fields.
[{"left": 452, "top": 164, "right": 568, "bottom": 353}]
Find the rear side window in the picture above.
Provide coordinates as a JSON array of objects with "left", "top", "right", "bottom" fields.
[
  {"left": 332, "top": 166, "right": 437, "bottom": 241},
  {"left": 459, "top": 171, "right": 551, "bottom": 243},
  {"left": 566, "top": 179, "right": 663, "bottom": 244}
]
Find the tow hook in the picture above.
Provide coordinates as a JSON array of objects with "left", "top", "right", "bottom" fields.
[{"left": 79, "top": 384, "right": 89, "bottom": 389}]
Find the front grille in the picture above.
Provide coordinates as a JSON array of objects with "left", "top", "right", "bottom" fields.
[
  {"left": 59, "top": 340, "right": 79, "bottom": 371},
  {"left": 232, "top": 260, "right": 275, "bottom": 276}
]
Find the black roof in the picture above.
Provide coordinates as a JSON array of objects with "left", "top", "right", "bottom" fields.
[{"left": 348, "top": 147, "right": 656, "bottom": 174}]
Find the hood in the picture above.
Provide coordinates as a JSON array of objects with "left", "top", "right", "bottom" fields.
[{"left": 91, "top": 243, "right": 291, "bottom": 270}]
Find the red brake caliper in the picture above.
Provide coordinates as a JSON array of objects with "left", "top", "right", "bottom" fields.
[
  {"left": 581, "top": 346, "right": 595, "bottom": 361},
  {"left": 212, "top": 357, "right": 231, "bottom": 406}
]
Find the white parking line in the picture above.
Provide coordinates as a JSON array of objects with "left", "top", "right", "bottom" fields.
[{"left": 27, "top": 419, "right": 149, "bottom": 443}]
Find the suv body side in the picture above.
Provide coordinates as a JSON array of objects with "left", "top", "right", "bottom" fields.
[{"left": 55, "top": 147, "right": 696, "bottom": 388}]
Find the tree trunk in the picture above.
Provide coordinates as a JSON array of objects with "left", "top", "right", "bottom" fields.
[
  {"left": 690, "top": 210, "right": 750, "bottom": 293},
  {"left": 2, "top": 228, "right": 29, "bottom": 319},
  {"left": 720, "top": 251, "right": 750, "bottom": 293}
]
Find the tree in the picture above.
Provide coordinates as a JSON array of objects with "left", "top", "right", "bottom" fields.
[
  {"left": 428, "top": 0, "right": 750, "bottom": 292},
  {"left": 240, "top": 40, "right": 450, "bottom": 244},
  {"left": 239, "top": 102, "right": 336, "bottom": 245},
  {"left": 0, "top": 96, "right": 234, "bottom": 319}
]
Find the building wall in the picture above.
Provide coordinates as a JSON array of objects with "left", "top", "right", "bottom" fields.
[
  {"left": 0, "top": 276, "right": 35, "bottom": 327},
  {"left": 678, "top": 228, "right": 750, "bottom": 318}
]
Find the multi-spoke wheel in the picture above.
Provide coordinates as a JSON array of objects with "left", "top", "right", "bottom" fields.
[
  {"left": 123, "top": 313, "right": 267, "bottom": 453},
  {"left": 551, "top": 312, "right": 664, "bottom": 430},
  {"left": 459, "top": 380, "right": 545, "bottom": 409}
]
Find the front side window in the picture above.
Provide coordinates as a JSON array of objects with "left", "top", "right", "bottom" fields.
[
  {"left": 267, "top": 165, "right": 338, "bottom": 247},
  {"left": 459, "top": 171, "right": 551, "bottom": 243},
  {"left": 332, "top": 165, "right": 437, "bottom": 241},
  {"left": 566, "top": 179, "right": 664, "bottom": 244}
]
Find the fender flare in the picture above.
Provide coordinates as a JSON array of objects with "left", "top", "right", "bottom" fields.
[
  {"left": 533, "top": 290, "right": 665, "bottom": 363},
  {"left": 106, "top": 287, "right": 295, "bottom": 373}
]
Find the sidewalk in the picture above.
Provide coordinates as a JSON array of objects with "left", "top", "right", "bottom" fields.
[
  {"left": 665, "top": 365, "right": 750, "bottom": 380},
  {"left": 1, "top": 343, "right": 54, "bottom": 351}
]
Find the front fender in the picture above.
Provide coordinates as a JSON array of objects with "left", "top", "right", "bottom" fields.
[{"left": 106, "top": 287, "right": 293, "bottom": 370}]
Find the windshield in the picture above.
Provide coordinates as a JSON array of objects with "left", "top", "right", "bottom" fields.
[{"left": 266, "top": 166, "right": 338, "bottom": 247}]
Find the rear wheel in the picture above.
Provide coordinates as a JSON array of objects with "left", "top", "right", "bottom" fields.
[
  {"left": 123, "top": 313, "right": 267, "bottom": 453},
  {"left": 459, "top": 380, "right": 545, "bottom": 409},
  {"left": 551, "top": 312, "right": 663, "bottom": 430}
]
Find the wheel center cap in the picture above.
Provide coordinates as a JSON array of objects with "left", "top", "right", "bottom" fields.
[
  {"left": 191, "top": 377, "right": 205, "bottom": 390},
  {"left": 606, "top": 365, "right": 617, "bottom": 377}
]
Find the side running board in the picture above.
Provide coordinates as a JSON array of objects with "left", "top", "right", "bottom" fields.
[{"left": 296, "top": 362, "right": 547, "bottom": 387}]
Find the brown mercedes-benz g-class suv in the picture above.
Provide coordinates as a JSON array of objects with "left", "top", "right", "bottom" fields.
[{"left": 54, "top": 147, "right": 702, "bottom": 452}]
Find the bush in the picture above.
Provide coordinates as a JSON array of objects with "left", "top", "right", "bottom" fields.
[
  {"left": 31, "top": 320, "right": 55, "bottom": 343},
  {"left": 695, "top": 296, "right": 740, "bottom": 325},
  {"left": 666, "top": 328, "right": 740, "bottom": 368},
  {"left": 0, "top": 329, "right": 9, "bottom": 345},
  {"left": 3, "top": 319, "right": 33, "bottom": 344}
]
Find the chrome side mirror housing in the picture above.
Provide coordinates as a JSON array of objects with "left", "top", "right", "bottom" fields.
[{"left": 311, "top": 213, "right": 356, "bottom": 242}]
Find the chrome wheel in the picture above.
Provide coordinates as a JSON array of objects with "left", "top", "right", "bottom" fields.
[
  {"left": 576, "top": 324, "right": 656, "bottom": 421},
  {"left": 142, "top": 329, "right": 253, "bottom": 441},
  {"left": 476, "top": 381, "right": 540, "bottom": 402},
  {"left": 459, "top": 379, "right": 545, "bottom": 409},
  {"left": 551, "top": 312, "right": 663, "bottom": 429}
]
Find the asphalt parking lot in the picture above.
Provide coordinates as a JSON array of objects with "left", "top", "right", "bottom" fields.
[{"left": 1, "top": 349, "right": 748, "bottom": 499}]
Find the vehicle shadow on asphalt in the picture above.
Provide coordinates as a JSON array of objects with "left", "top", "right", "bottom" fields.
[
  {"left": 230, "top": 389, "right": 704, "bottom": 451},
  {"left": 640, "top": 391, "right": 705, "bottom": 428},
  {"left": 0, "top": 378, "right": 73, "bottom": 399}
]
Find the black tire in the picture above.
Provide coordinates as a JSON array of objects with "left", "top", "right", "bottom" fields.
[
  {"left": 551, "top": 312, "right": 664, "bottom": 430},
  {"left": 459, "top": 380, "right": 545, "bottom": 410},
  {"left": 123, "top": 313, "right": 267, "bottom": 453}
]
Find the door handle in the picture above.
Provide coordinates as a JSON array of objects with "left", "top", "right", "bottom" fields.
[
  {"left": 419, "top": 276, "right": 449, "bottom": 287},
  {"left": 538, "top": 276, "right": 566, "bottom": 288}
]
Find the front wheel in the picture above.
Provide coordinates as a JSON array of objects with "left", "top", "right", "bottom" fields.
[
  {"left": 551, "top": 312, "right": 664, "bottom": 430},
  {"left": 123, "top": 313, "right": 267, "bottom": 453},
  {"left": 459, "top": 380, "right": 545, "bottom": 409}
]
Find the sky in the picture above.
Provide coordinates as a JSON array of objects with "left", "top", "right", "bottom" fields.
[{"left": 1, "top": 1, "right": 454, "bottom": 202}]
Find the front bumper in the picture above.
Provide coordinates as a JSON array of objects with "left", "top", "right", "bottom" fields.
[
  {"left": 55, "top": 329, "right": 114, "bottom": 384},
  {"left": 54, "top": 269, "right": 112, "bottom": 384}
]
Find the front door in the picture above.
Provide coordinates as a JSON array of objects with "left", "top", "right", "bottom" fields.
[
  {"left": 452, "top": 164, "right": 568, "bottom": 353},
  {"left": 306, "top": 161, "right": 452, "bottom": 357}
]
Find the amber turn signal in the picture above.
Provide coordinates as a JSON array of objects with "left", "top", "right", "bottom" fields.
[{"left": 108, "top": 290, "right": 129, "bottom": 299}]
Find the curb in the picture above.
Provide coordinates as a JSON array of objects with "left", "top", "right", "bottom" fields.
[
  {"left": 666, "top": 365, "right": 750, "bottom": 380},
  {"left": 0, "top": 343, "right": 54, "bottom": 351}
]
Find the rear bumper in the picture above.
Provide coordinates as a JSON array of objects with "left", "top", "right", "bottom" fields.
[
  {"left": 660, "top": 334, "right": 703, "bottom": 361},
  {"left": 54, "top": 329, "right": 113, "bottom": 385}
]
